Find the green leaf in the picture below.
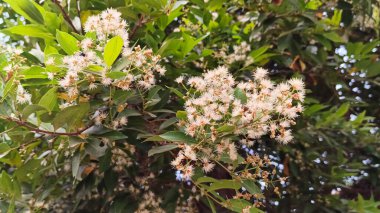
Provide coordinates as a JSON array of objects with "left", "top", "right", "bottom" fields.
[
  {"left": 168, "top": 86, "right": 184, "bottom": 99},
  {"left": 217, "top": 125, "right": 235, "bottom": 133},
  {"left": 4, "top": 25, "right": 54, "bottom": 39},
  {"left": 20, "top": 66, "right": 48, "bottom": 79},
  {"left": 144, "top": 135, "right": 166, "bottom": 142},
  {"left": 208, "top": 179, "right": 242, "bottom": 191},
  {"left": 72, "top": 152, "right": 81, "bottom": 180},
  {"left": 304, "top": 104, "right": 327, "bottom": 117},
  {"left": 107, "top": 71, "right": 127, "bottom": 79},
  {"left": 242, "top": 180, "right": 261, "bottom": 195},
  {"left": 225, "top": 199, "right": 263, "bottom": 213},
  {"left": 330, "top": 9, "right": 343, "bottom": 26},
  {"left": 85, "top": 138, "right": 108, "bottom": 157},
  {"left": 38, "top": 87, "right": 57, "bottom": 112},
  {"left": 13, "top": 159, "right": 41, "bottom": 181},
  {"left": 361, "top": 40, "right": 380, "bottom": 55},
  {"left": 122, "top": 109, "right": 142, "bottom": 117},
  {"left": 22, "top": 104, "right": 47, "bottom": 120},
  {"left": 159, "top": 131, "right": 196, "bottom": 144},
  {"left": 305, "top": 0, "right": 322, "bottom": 10},
  {"left": 176, "top": 111, "right": 187, "bottom": 120},
  {"left": 3, "top": 0, "right": 44, "bottom": 24},
  {"left": 1, "top": 76, "right": 15, "bottom": 102},
  {"left": 157, "top": 37, "right": 181, "bottom": 57},
  {"left": 323, "top": 32, "right": 345, "bottom": 43},
  {"left": 181, "top": 33, "right": 209, "bottom": 58},
  {"left": 207, "top": 197, "right": 217, "bottom": 213},
  {"left": 7, "top": 198, "right": 15, "bottom": 213},
  {"left": 56, "top": 30, "right": 79, "bottom": 55},
  {"left": 250, "top": 45, "right": 270, "bottom": 60},
  {"left": 94, "top": 131, "right": 128, "bottom": 141},
  {"left": 208, "top": 0, "right": 226, "bottom": 11},
  {"left": 111, "top": 57, "right": 131, "bottom": 72},
  {"left": 159, "top": 117, "right": 178, "bottom": 130},
  {"left": 0, "top": 171, "right": 13, "bottom": 195},
  {"left": 220, "top": 153, "right": 245, "bottom": 165},
  {"left": 44, "top": 45, "right": 59, "bottom": 56},
  {"left": 234, "top": 88, "right": 247, "bottom": 104},
  {"left": 335, "top": 103, "right": 350, "bottom": 118},
  {"left": 145, "top": 85, "right": 163, "bottom": 108},
  {"left": 351, "top": 111, "right": 366, "bottom": 127},
  {"left": 0, "top": 151, "right": 21, "bottom": 167},
  {"left": 196, "top": 176, "right": 218, "bottom": 184},
  {"left": 367, "top": 61, "right": 380, "bottom": 77},
  {"left": 104, "top": 36, "right": 123, "bottom": 67},
  {"left": 348, "top": 194, "right": 380, "bottom": 213},
  {"left": 148, "top": 144, "right": 178, "bottom": 157},
  {"left": 0, "top": 143, "right": 11, "bottom": 158},
  {"left": 53, "top": 103, "right": 90, "bottom": 130},
  {"left": 99, "top": 149, "right": 112, "bottom": 172}
]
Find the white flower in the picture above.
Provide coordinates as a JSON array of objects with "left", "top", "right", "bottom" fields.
[
  {"left": 16, "top": 85, "right": 32, "bottom": 104},
  {"left": 156, "top": 65, "right": 166, "bottom": 76},
  {"left": 45, "top": 57, "right": 55, "bottom": 66},
  {"left": 119, "top": 116, "right": 128, "bottom": 125},
  {"left": 175, "top": 76, "right": 184, "bottom": 84},
  {"left": 88, "top": 83, "right": 98, "bottom": 90},
  {"left": 80, "top": 38, "right": 93, "bottom": 51},
  {"left": 14, "top": 48, "right": 23, "bottom": 55},
  {"left": 179, "top": 66, "right": 304, "bottom": 150},
  {"left": 101, "top": 77, "right": 113, "bottom": 86},
  {"left": 47, "top": 72, "right": 55, "bottom": 80},
  {"left": 182, "top": 165, "right": 194, "bottom": 180},
  {"left": 276, "top": 130, "right": 293, "bottom": 144},
  {"left": 3, "top": 64, "right": 13, "bottom": 73},
  {"left": 289, "top": 78, "right": 305, "bottom": 91},
  {"left": 183, "top": 145, "right": 197, "bottom": 161},
  {"left": 229, "top": 143, "right": 238, "bottom": 161},
  {"left": 84, "top": 16, "right": 101, "bottom": 33},
  {"left": 201, "top": 158, "right": 215, "bottom": 173},
  {"left": 254, "top": 67, "right": 268, "bottom": 80}
]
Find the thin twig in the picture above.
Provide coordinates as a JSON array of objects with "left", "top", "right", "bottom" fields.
[
  {"left": 52, "top": 0, "right": 80, "bottom": 34},
  {"left": 129, "top": 15, "right": 145, "bottom": 40}
]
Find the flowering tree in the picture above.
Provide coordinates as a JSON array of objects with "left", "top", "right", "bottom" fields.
[{"left": 0, "top": 0, "right": 380, "bottom": 212}]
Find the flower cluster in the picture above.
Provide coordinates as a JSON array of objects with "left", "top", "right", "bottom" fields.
[
  {"left": 111, "top": 143, "right": 136, "bottom": 172},
  {"left": 215, "top": 42, "right": 253, "bottom": 66},
  {"left": 84, "top": 9, "right": 129, "bottom": 45},
  {"left": 179, "top": 66, "right": 304, "bottom": 143},
  {"left": 0, "top": 45, "right": 31, "bottom": 104},
  {"left": 127, "top": 173, "right": 166, "bottom": 213},
  {"left": 172, "top": 66, "right": 305, "bottom": 180},
  {"left": 16, "top": 84, "right": 32, "bottom": 104},
  {"left": 49, "top": 9, "right": 165, "bottom": 106}
]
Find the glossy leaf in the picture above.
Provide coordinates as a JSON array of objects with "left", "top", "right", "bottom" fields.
[
  {"left": 104, "top": 36, "right": 123, "bottom": 66},
  {"left": 56, "top": 30, "right": 79, "bottom": 55},
  {"left": 148, "top": 144, "right": 178, "bottom": 157}
]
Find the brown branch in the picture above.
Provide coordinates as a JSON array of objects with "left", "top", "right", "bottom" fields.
[
  {"left": 129, "top": 15, "right": 145, "bottom": 40},
  {"left": 52, "top": 0, "right": 80, "bottom": 34},
  {"left": 6, "top": 117, "right": 92, "bottom": 136}
]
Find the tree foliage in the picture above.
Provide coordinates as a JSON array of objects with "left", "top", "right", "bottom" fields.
[{"left": 0, "top": 0, "right": 379, "bottom": 212}]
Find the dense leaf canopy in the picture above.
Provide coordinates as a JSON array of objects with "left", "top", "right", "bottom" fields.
[{"left": 0, "top": 0, "right": 379, "bottom": 212}]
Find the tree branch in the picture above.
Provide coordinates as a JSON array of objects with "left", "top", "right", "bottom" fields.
[
  {"left": 52, "top": 0, "right": 80, "bottom": 34},
  {"left": 129, "top": 15, "right": 145, "bottom": 40}
]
